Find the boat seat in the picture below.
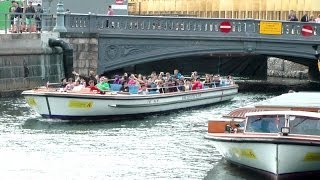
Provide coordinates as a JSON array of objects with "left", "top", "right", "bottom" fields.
[
  {"left": 221, "top": 80, "right": 226, "bottom": 86},
  {"left": 110, "top": 84, "right": 122, "bottom": 92},
  {"left": 79, "top": 88, "right": 91, "bottom": 93},
  {"left": 129, "top": 85, "right": 139, "bottom": 94},
  {"left": 148, "top": 91, "right": 159, "bottom": 94}
]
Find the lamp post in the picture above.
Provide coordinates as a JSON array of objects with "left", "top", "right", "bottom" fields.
[
  {"left": 48, "top": 0, "right": 53, "bottom": 13},
  {"left": 53, "top": 0, "right": 67, "bottom": 32},
  {"left": 41, "top": 0, "right": 54, "bottom": 32}
]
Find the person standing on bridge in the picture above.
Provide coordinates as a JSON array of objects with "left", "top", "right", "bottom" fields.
[
  {"left": 13, "top": 1, "right": 23, "bottom": 33},
  {"left": 9, "top": 1, "right": 16, "bottom": 32},
  {"left": 288, "top": 10, "right": 298, "bottom": 21},
  {"left": 25, "top": 1, "right": 36, "bottom": 32},
  {"left": 315, "top": 14, "right": 320, "bottom": 23},
  {"left": 35, "top": 4, "right": 43, "bottom": 33},
  {"left": 107, "top": 5, "right": 114, "bottom": 16},
  {"left": 309, "top": 15, "right": 315, "bottom": 22},
  {"left": 300, "top": 12, "right": 309, "bottom": 22},
  {"left": 106, "top": 5, "right": 114, "bottom": 28}
]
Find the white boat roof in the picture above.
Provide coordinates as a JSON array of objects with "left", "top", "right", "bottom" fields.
[
  {"left": 246, "top": 110, "right": 320, "bottom": 118},
  {"left": 254, "top": 92, "right": 320, "bottom": 108}
]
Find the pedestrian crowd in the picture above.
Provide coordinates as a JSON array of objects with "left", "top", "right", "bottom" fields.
[
  {"left": 9, "top": 0, "right": 43, "bottom": 33},
  {"left": 288, "top": 10, "right": 320, "bottom": 23}
]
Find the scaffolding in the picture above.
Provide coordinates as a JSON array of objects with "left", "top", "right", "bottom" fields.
[{"left": 128, "top": 0, "right": 320, "bottom": 20}]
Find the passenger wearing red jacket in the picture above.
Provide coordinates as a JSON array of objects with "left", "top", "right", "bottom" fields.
[
  {"left": 192, "top": 77, "right": 203, "bottom": 90},
  {"left": 88, "top": 80, "right": 100, "bottom": 93}
]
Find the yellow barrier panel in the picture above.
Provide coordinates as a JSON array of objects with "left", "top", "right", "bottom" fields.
[{"left": 259, "top": 21, "right": 282, "bottom": 35}]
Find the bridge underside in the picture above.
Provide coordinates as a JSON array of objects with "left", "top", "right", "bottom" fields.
[
  {"left": 106, "top": 55, "right": 267, "bottom": 80},
  {"left": 98, "top": 34, "right": 320, "bottom": 80}
]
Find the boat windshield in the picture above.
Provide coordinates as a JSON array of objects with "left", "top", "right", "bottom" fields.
[
  {"left": 245, "top": 115, "right": 285, "bottom": 133},
  {"left": 289, "top": 116, "right": 320, "bottom": 136}
]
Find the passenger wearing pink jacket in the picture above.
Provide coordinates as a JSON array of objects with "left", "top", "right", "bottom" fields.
[{"left": 107, "top": 5, "right": 114, "bottom": 16}]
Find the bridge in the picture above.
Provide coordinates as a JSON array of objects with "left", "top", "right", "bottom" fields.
[{"left": 60, "top": 14, "right": 320, "bottom": 79}]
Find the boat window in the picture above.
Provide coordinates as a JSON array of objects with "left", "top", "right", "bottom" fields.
[
  {"left": 289, "top": 116, "right": 320, "bottom": 136},
  {"left": 245, "top": 115, "right": 285, "bottom": 133}
]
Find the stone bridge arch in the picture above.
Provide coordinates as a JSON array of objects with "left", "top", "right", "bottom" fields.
[{"left": 98, "top": 34, "right": 319, "bottom": 79}]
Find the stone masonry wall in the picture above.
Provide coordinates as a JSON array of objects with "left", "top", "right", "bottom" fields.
[
  {"left": 60, "top": 33, "right": 99, "bottom": 78},
  {"left": 0, "top": 34, "right": 64, "bottom": 96},
  {"left": 267, "top": 57, "right": 309, "bottom": 79}
]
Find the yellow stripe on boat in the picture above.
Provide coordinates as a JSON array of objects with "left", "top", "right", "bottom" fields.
[
  {"left": 26, "top": 97, "right": 37, "bottom": 106},
  {"left": 68, "top": 100, "right": 93, "bottom": 109},
  {"left": 230, "top": 148, "right": 257, "bottom": 159},
  {"left": 304, "top": 152, "right": 320, "bottom": 161}
]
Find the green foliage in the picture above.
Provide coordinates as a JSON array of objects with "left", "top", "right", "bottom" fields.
[{"left": 0, "top": 0, "right": 22, "bottom": 30}]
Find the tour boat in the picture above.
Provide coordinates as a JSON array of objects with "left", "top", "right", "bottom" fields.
[
  {"left": 22, "top": 84, "right": 238, "bottom": 120},
  {"left": 206, "top": 110, "right": 320, "bottom": 176}
]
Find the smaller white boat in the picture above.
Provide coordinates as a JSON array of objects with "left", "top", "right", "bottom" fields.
[
  {"left": 22, "top": 83, "right": 238, "bottom": 120},
  {"left": 206, "top": 110, "right": 320, "bottom": 176}
]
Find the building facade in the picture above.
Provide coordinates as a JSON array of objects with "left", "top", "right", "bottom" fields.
[{"left": 128, "top": 0, "right": 320, "bottom": 20}]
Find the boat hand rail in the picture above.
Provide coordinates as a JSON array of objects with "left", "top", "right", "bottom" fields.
[
  {"left": 33, "top": 81, "right": 235, "bottom": 95},
  {"left": 139, "top": 82, "right": 233, "bottom": 94}
]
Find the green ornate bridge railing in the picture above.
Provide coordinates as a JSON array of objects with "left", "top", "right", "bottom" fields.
[{"left": 64, "top": 14, "right": 320, "bottom": 42}]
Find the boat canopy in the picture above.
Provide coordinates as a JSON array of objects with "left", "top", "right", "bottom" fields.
[{"left": 254, "top": 92, "right": 320, "bottom": 109}]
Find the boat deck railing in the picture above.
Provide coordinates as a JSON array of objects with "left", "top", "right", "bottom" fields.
[
  {"left": 110, "top": 81, "right": 234, "bottom": 95},
  {"left": 41, "top": 79, "right": 235, "bottom": 95}
]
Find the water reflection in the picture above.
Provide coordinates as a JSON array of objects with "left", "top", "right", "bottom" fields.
[
  {"left": 205, "top": 159, "right": 320, "bottom": 180},
  {"left": 21, "top": 117, "right": 160, "bottom": 131},
  {"left": 205, "top": 159, "right": 263, "bottom": 180}
]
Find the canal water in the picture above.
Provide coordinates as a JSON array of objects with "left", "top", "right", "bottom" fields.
[{"left": 0, "top": 84, "right": 316, "bottom": 179}]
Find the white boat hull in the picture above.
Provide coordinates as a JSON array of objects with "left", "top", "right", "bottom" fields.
[
  {"left": 207, "top": 138, "right": 320, "bottom": 175},
  {"left": 22, "top": 85, "right": 238, "bottom": 120}
]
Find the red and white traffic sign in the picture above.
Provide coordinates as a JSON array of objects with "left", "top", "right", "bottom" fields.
[
  {"left": 219, "top": 21, "right": 232, "bottom": 33},
  {"left": 116, "top": 0, "right": 124, "bottom": 5},
  {"left": 301, "top": 25, "right": 313, "bottom": 36}
]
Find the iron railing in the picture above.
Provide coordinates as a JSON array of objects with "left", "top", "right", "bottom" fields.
[
  {"left": 64, "top": 14, "right": 320, "bottom": 41},
  {"left": 2, "top": 12, "right": 320, "bottom": 42}
]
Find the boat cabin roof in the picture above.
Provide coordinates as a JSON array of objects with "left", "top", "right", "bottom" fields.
[
  {"left": 246, "top": 110, "right": 320, "bottom": 118},
  {"left": 254, "top": 92, "right": 320, "bottom": 109}
]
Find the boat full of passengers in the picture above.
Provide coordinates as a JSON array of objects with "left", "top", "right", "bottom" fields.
[{"left": 22, "top": 71, "right": 238, "bottom": 120}]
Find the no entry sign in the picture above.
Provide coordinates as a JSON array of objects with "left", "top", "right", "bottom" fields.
[
  {"left": 220, "top": 21, "right": 232, "bottom": 33},
  {"left": 301, "top": 25, "right": 313, "bottom": 36},
  {"left": 116, "top": 0, "right": 124, "bottom": 5}
]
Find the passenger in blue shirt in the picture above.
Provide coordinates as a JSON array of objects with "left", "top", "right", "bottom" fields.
[{"left": 173, "top": 69, "right": 182, "bottom": 79}]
